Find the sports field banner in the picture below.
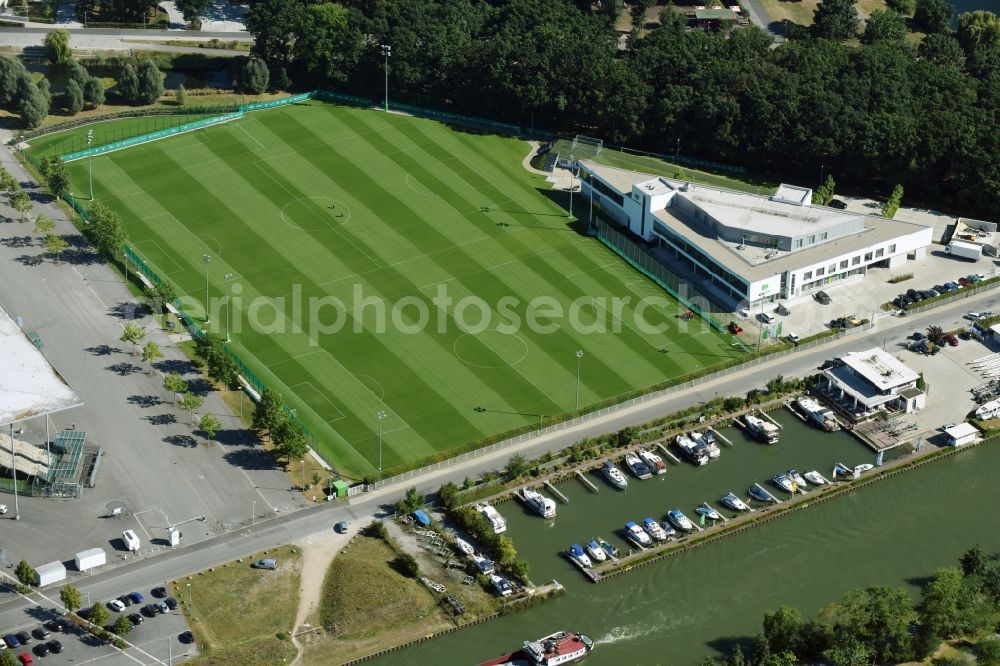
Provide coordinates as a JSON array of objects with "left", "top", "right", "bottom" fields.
[
  {"left": 240, "top": 93, "right": 311, "bottom": 113},
  {"left": 62, "top": 111, "right": 244, "bottom": 162}
]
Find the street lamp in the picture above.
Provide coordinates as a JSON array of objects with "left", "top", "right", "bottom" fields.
[
  {"left": 376, "top": 410, "right": 387, "bottom": 477},
  {"left": 186, "top": 583, "right": 192, "bottom": 614},
  {"left": 223, "top": 273, "right": 234, "bottom": 342},
  {"left": 251, "top": 500, "right": 255, "bottom": 528},
  {"left": 123, "top": 250, "right": 129, "bottom": 286},
  {"left": 380, "top": 44, "right": 391, "bottom": 113},
  {"left": 300, "top": 460, "right": 305, "bottom": 491},
  {"left": 567, "top": 155, "right": 575, "bottom": 220},
  {"left": 575, "top": 350, "right": 584, "bottom": 410},
  {"left": 8, "top": 422, "right": 20, "bottom": 520},
  {"left": 202, "top": 255, "right": 211, "bottom": 324},
  {"left": 87, "top": 129, "right": 94, "bottom": 200}
]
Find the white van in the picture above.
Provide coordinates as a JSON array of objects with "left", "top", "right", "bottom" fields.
[{"left": 122, "top": 529, "right": 141, "bottom": 552}]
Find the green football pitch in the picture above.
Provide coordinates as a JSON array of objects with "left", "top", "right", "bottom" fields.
[{"left": 55, "top": 101, "right": 745, "bottom": 476}]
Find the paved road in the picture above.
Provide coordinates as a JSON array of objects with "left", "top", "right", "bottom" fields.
[
  {"left": 0, "top": 26, "right": 249, "bottom": 52},
  {"left": 0, "top": 143, "right": 302, "bottom": 571}
]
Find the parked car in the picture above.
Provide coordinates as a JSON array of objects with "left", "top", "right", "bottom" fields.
[
  {"left": 128, "top": 613, "right": 143, "bottom": 626},
  {"left": 108, "top": 599, "right": 126, "bottom": 613},
  {"left": 155, "top": 601, "right": 169, "bottom": 614},
  {"left": 967, "top": 274, "right": 983, "bottom": 283},
  {"left": 117, "top": 595, "right": 133, "bottom": 608},
  {"left": 17, "top": 653, "right": 31, "bottom": 666},
  {"left": 775, "top": 302, "right": 790, "bottom": 316},
  {"left": 920, "top": 290, "right": 937, "bottom": 299},
  {"left": 46, "top": 641, "right": 62, "bottom": 654},
  {"left": 29, "top": 629, "right": 48, "bottom": 642},
  {"left": 151, "top": 587, "right": 168, "bottom": 599},
  {"left": 141, "top": 604, "right": 159, "bottom": 617},
  {"left": 815, "top": 290, "right": 832, "bottom": 304},
  {"left": 958, "top": 277, "right": 973, "bottom": 287},
  {"left": 910, "top": 331, "right": 926, "bottom": 341},
  {"left": 829, "top": 199, "right": 848, "bottom": 209},
  {"left": 32, "top": 644, "right": 48, "bottom": 658},
  {"left": 944, "top": 281, "right": 961, "bottom": 291},
  {"left": 43, "top": 620, "right": 66, "bottom": 633},
  {"left": 786, "top": 332, "right": 801, "bottom": 343},
  {"left": 14, "top": 633, "right": 30, "bottom": 646},
  {"left": 252, "top": 559, "right": 278, "bottom": 570},
  {"left": 3, "top": 635, "right": 19, "bottom": 649},
  {"left": 966, "top": 312, "right": 982, "bottom": 320},
  {"left": 164, "top": 597, "right": 178, "bottom": 610},
  {"left": 128, "top": 592, "right": 144, "bottom": 604},
  {"left": 334, "top": 521, "right": 350, "bottom": 534},
  {"left": 758, "top": 312, "right": 775, "bottom": 324},
  {"left": 933, "top": 284, "right": 947, "bottom": 294},
  {"left": 737, "top": 308, "right": 750, "bottom": 319},
  {"left": 946, "top": 334, "right": 960, "bottom": 346},
  {"left": 178, "top": 631, "right": 194, "bottom": 644}
]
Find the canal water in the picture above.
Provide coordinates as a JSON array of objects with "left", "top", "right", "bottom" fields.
[{"left": 370, "top": 411, "right": 1000, "bottom": 665}]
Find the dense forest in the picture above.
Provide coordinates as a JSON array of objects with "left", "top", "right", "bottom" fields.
[
  {"left": 245, "top": 0, "right": 1000, "bottom": 215},
  {"left": 704, "top": 545, "right": 1000, "bottom": 666}
]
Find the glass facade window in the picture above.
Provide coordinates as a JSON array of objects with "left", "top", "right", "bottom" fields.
[
  {"left": 840, "top": 260, "right": 848, "bottom": 269},
  {"left": 889, "top": 244, "right": 896, "bottom": 253},
  {"left": 820, "top": 232, "right": 828, "bottom": 241},
  {"left": 803, "top": 270, "right": 812, "bottom": 280},
  {"left": 589, "top": 177, "right": 625, "bottom": 207},
  {"left": 828, "top": 264, "right": 836, "bottom": 273},
  {"left": 864, "top": 252, "right": 873, "bottom": 261},
  {"left": 816, "top": 267, "right": 825, "bottom": 276},
  {"left": 852, "top": 256, "right": 861, "bottom": 265},
  {"left": 875, "top": 248, "right": 884, "bottom": 258}
]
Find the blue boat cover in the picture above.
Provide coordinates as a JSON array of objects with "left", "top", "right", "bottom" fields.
[{"left": 413, "top": 509, "right": 431, "bottom": 526}]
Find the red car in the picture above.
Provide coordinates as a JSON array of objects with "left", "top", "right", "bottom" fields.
[
  {"left": 946, "top": 334, "right": 959, "bottom": 346},
  {"left": 958, "top": 277, "right": 973, "bottom": 287}
]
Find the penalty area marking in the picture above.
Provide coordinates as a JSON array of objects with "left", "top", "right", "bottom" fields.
[
  {"left": 404, "top": 173, "right": 435, "bottom": 196},
  {"left": 288, "top": 380, "right": 346, "bottom": 423},
  {"left": 280, "top": 196, "right": 352, "bottom": 231}
]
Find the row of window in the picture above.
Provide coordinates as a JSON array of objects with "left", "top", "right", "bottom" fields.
[
  {"left": 793, "top": 231, "right": 829, "bottom": 249},
  {"left": 654, "top": 221, "right": 748, "bottom": 295},
  {"left": 800, "top": 244, "right": 896, "bottom": 281},
  {"left": 586, "top": 176, "right": 625, "bottom": 207}
]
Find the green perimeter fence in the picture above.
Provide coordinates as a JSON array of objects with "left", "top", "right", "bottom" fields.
[{"left": 593, "top": 219, "right": 726, "bottom": 333}]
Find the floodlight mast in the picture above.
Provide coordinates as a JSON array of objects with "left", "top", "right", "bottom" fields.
[{"left": 381, "top": 45, "right": 391, "bottom": 113}]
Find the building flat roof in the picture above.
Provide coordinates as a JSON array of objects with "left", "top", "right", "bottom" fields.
[
  {"left": 944, "top": 422, "right": 979, "bottom": 440},
  {"left": 0, "top": 306, "right": 82, "bottom": 425},
  {"left": 841, "top": 348, "right": 919, "bottom": 391},
  {"left": 824, "top": 366, "right": 898, "bottom": 408}
]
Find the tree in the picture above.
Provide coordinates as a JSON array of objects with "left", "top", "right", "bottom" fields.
[
  {"left": 44, "top": 233, "right": 69, "bottom": 263},
  {"left": 66, "top": 78, "right": 84, "bottom": 115},
  {"left": 812, "top": 176, "right": 836, "bottom": 205},
  {"left": 34, "top": 213, "right": 55, "bottom": 236},
  {"left": 10, "top": 188, "right": 31, "bottom": 223},
  {"left": 60, "top": 584, "right": 82, "bottom": 612},
  {"left": 18, "top": 81, "right": 49, "bottom": 128},
  {"left": 396, "top": 552, "right": 419, "bottom": 578},
  {"left": 136, "top": 60, "right": 164, "bottom": 105},
  {"left": 252, "top": 387, "right": 284, "bottom": 439},
  {"left": 119, "top": 322, "right": 145, "bottom": 355},
  {"left": 762, "top": 606, "right": 805, "bottom": 656},
  {"left": 84, "top": 76, "right": 106, "bottom": 108},
  {"left": 88, "top": 199, "right": 126, "bottom": 258},
  {"left": 508, "top": 558, "right": 530, "bottom": 584},
  {"left": 113, "top": 613, "right": 132, "bottom": 636},
  {"left": 179, "top": 391, "right": 204, "bottom": 424},
  {"left": 827, "top": 586, "right": 913, "bottom": 663},
  {"left": 862, "top": 10, "right": 908, "bottom": 45},
  {"left": 175, "top": 0, "right": 211, "bottom": 23},
  {"left": 916, "top": 371, "right": 927, "bottom": 391},
  {"left": 976, "top": 637, "right": 1000, "bottom": 666},
  {"left": 14, "top": 560, "right": 36, "bottom": 586},
  {"left": 918, "top": 567, "right": 964, "bottom": 642},
  {"left": 164, "top": 372, "right": 188, "bottom": 395},
  {"left": 824, "top": 636, "right": 872, "bottom": 666},
  {"left": 0, "top": 650, "right": 17, "bottom": 666},
  {"left": 960, "top": 544, "right": 987, "bottom": 577},
  {"left": 914, "top": 0, "right": 953, "bottom": 33},
  {"left": 438, "top": 481, "right": 460, "bottom": 510},
  {"left": 117, "top": 63, "right": 139, "bottom": 103},
  {"left": 395, "top": 486, "right": 424, "bottom": 514},
  {"left": 199, "top": 414, "right": 222, "bottom": 439},
  {"left": 502, "top": 454, "right": 527, "bottom": 481},
  {"left": 245, "top": 0, "right": 306, "bottom": 71},
  {"left": 43, "top": 29, "right": 72, "bottom": 65},
  {"left": 175, "top": 83, "right": 185, "bottom": 106},
  {"left": 882, "top": 184, "right": 904, "bottom": 218},
  {"left": 87, "top": 601, "right": 109, "bottom": 628},
  {"left": 68, "top": 62, "right": 89, "bottom": 88},
  {"left": 273, "top": 416, "right": 308, "bottom": 460},
  {"left": 886, "top": 0, "right": 915, "bottom": 13},
  {"left": 0, "top": 56, "right": 27, "bottom": 108},
  {"left": 926, "top": 325, "right": 945, "bottom": 345},
  {"left": 194, "top": 332, "right": 238, "bottom": 386},
  {"left": 44, "top": 157, "right": 70, "bottom": 199},
  {"left": 240, "top": 58, "right": 270, "bottom": 94},
  {"left": 141, "top": 341, "right": 163, "bottom": 373},
  {"left": 812, "top": 0, "right": 859, "bottom": 40}
]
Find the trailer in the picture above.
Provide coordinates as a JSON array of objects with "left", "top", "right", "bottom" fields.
[
  {"left": 35, "top": 561, "right": 66, "bottom": 587},
  {"left": 946, "top": 240, "right": 982, "bottom": 261},
  {"left": 122, "top": 529, "right": 141, "bottom": 552},
  {"left": 74, "top": 547, "right": 106, "bottom": 572}
]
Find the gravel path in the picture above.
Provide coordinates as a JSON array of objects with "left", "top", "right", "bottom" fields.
[{"left": 289, "top": 526, "right": 351, "bottom": 664}]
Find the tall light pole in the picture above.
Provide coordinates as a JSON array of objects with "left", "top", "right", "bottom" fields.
[
  {"left": 8, "top": 423, "right": 19, "bottom": 520},
  {"left": 186, "top": 583, "right": 192, "bottom": 615},
  {"left": 567, "top": 155, "right": 575, "bottom": 219},
  {"left": 376, "top": 410, "right": 386, "bottom": 478},
  {"left": 202, "top": 254, "right": 211, "bottom": 324},
  {"left": 251, "top": 500, "right": 255, "bottom": 528},
  {"left": 575, "top": 350, "right": 584, "bottom": 410},
  {"left": 223, "top": 273, "right": 234, "bottom": 342},
  {"left": 87, "top": 129, "right": 94, "bottom": 200},
  {"left": 380, "top": 44, "right": 391, "bottom": 113},
  {"left": 300, "top": 460, "right": 305, "bottom": 491},
  {"left": 123, "top": 250, "right": 129, "bottom": 286}
]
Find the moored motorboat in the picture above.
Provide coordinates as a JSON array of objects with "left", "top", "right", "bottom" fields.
[
  {"left": 695, "top": 505, "right": 722, "bottom": 522},
  {"left": 788, "top": 469, "right": 808, "bottom": 488},
  {"left": 585, "top": 540, "right": 607, "bottom": 563},
  {"left": 624, "top": 452, "right": 653, "bottom": 479},
  {"left": 675, "top": 433, "right": 709, "bottom": 466},
  {"left": 642, "top": 517, "right": 668, "bottom": 541},
  {"left": 597, "top": 538, "right": 619, "bottom": 559},
  {"left": 667, "top": 509, "right": 694, "bottom": 532},
  {"left": 566, "top": 544, "right": 592, "bottom": 568},
  {"left": 455, "top": 537, "right": 476, "bottom": 557},
  {"left": 744, "top": 414, "right": 780, "bottom": 444},
  {"left": 692, "top": 431, "right": 721, "bottom": 459},
  {"left": 795, "top": 396, "right": 839, "bottom": 431},
  {"left": 720, "top": 492, "right": 750, "bottom": 512},
  {"left": 748, "top": 484, "right": 772, "bottom": 502},
  {"left": 523, "top": 488, "right": 557, "bottom": 519},
  {"left": 772, "top": 472, "right": 795, "bottom": 493},
  {"left": 833, "top": 462, "right": 853, "bottom": 478},
  {"left": 476, "top": 630, "right": 595, "bottom": 666},
  {"left": 638, "top": 448, "right": 667, "bottom": 475},
  {"left": 476, "top": 503, "right": 507, "bottom": 534},
  {"left": 489, "top": 573, "right": 513, "bottom": 596},
  {"left": 854, "top": 463, "right": 874, "bottom": 476},
  {"left": 602, "top": 460, "right": 629, "bottom": 490},
  {"left": 659, "top": 520, "right": 677, "bottom": 537},
  {"left": 803, "top": 470, "right": 828, "bottom": 485},
  {"left": 473, "top": 555, "right": 495, "bottom": 575},
  {"left": 623, "top": 521, "right": 652, "bottom": 548}
]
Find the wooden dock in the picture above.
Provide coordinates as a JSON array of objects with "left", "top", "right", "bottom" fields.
[
  {"left": 544, "top": 481, "right": 569, "bottom": 503},
  {"left": 759, "top": 409, "right": 783, "bottom": 429},
  {"left": 709, "top": 428, "right": 733, "bottom": 447},
  {"left": 753, "top": 482, "right": 781, "bottom": 504},
  {"left": 575, "top": 470, "right": 599, "bottom": 492},
  {"left": 655, "top": 441, "right": 681, "bottom": 464},
  {"left": 785, "top": 401, "right": 807, "bottom": 423},
  {"left": 702, "top": 502, "right": 728, "bottom": 524}
]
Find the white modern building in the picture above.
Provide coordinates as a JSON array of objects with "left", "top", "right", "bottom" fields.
[
  {"left": 943, "top": 422, "right": 979, "bottom": 447},
  {"left": 816, "top": 348, "right": 925, "bottom": 420},
  {"left": 580, "top": 162, "right": 933, "bottom": 308}
]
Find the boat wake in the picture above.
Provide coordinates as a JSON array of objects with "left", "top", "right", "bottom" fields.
[{"left": 595, "top": 623, "right": 659, "bottom": 645}]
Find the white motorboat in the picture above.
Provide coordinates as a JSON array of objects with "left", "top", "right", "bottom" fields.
[
  {"left": 624, "top": 452, "right": 653, "bottom": 479},
  {"left": 691, "top": 431, "right": 721, "bottom": 459},
  {"left": 455, "top": 537, "right": 476, "bottom": 557},
  {"left": 477, "top": 631, "right": 594, "bottom": 666},
  {"left": 622, "top": 521, "right": 651, "bottom": 548},
  {"left": 795, "top": 396, "right": 839, "bottom": 431},
  {"left": 854, "top": 463, "right": 874, "bottom": 476},
  {"left": 638, "top": 449, "right": 667, "bottom": 475},
  {"left": 602, "top": 460, "right": 628, "bottom": 490},
  {"left": 666, "top": 509, "right": 694, "bottom": 532},
  {"left": 803, "top": 470, "right": 828, "bottom": 485},
  {"left": 675, "top": 434, "right": 709, "bottom": 466},
  {"left": 772, "top": 472, "right": 795, "bottom": 493},
  {"left": 597, "top": 538, "right": 619, "bottom": 559},
  {"left": 476, "top": 503, "right": 507, "bottom": 534},
  {"left": 720, "top": 492, "right": 750, "bottom": 512},
  {"left": 523, "top": 488, "right": 557, "bottom": 519},
  {"left": 788, "top": 469, "right": 808, "bottom": 488},
  {"left": 642, "top": 517, "right": 668, "bottom": 541},
  {"left": 566, "top": 544, "right": 592, "bottom": 568},
  {"left": 744, "top": 414, "right": 780, "bottom": 444},
  {"left": 585, "top": 540, "right": 607, "bottom": 563},
  {"left": 489, "top": 573, "right": 513, "bottom": 596},
  {"left": 659, "top": 520, "right": 677, "bottom": 537},
  {"left": 474, "top": 555, "right": 495, "bottom": 575},
  {"left": 695, "top": 505, "right": 722, "bottom": 522}
]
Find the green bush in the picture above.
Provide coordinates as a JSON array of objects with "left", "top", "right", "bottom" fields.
[{"left": 395, "top": 553, "right": 419, "bottom": 578}]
